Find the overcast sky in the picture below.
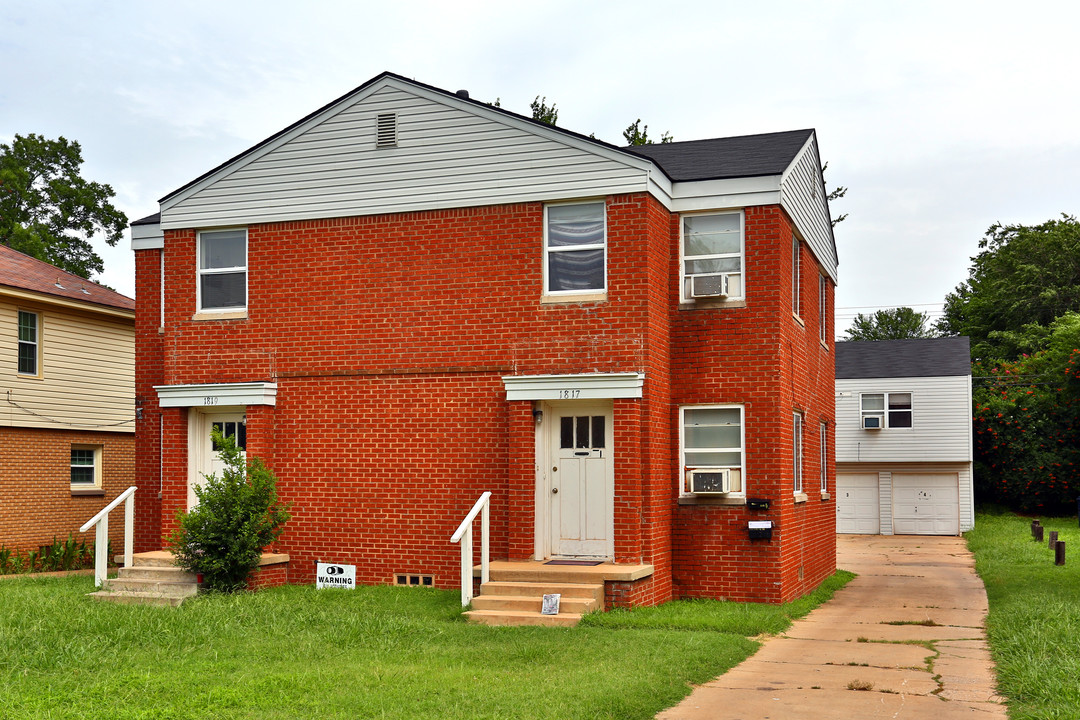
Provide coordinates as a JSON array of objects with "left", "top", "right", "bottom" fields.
[{"left": 3, "top": 1, "right": 1078, "bottom": 335}]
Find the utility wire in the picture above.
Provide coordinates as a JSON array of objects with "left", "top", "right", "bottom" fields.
[{"left": 5, "top": 391, "right": 135, "bottom": 428}]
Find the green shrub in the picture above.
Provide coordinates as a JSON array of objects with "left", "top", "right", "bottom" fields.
[{"left": 169, "top": 430, "right": 290, "bottom": 592}]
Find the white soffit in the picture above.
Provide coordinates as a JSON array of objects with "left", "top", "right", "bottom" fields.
[
  {"left": 131, "top": 221, "right": 164, "bottom": 250},
  {"left": 155, "top": 382, "right": 278, "bottom": 407},
  {"left": 502, "top": 373, "right": 645, "bottom": 400}
]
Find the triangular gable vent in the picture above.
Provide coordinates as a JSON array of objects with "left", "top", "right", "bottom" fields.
[{"left": 376, "top": 113, "right": 397, "bottom": 148}]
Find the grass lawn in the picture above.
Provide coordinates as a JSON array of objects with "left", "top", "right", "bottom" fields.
[
  {"left": 967, "top": 508, "right": 1080, "bottom": 720},
  {"left": 0, "top": 571, "right": 851, "bottom": 719}
]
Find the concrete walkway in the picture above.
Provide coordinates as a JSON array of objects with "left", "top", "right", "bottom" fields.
[{"left": 658, "top": 535, "right": 1007, "bottom": 719}]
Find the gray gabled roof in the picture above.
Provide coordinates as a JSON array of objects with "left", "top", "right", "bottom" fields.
[
  {"left": 836, "top": 337, "right": 971, "bottom": 379},
  {"left": 621, "top": 129, "right": 815, "bottom": 182}
]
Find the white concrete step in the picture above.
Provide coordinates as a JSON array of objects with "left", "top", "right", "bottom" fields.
[
  {"left": 463, "top": 609, "right": 584, "bottom": 627},
  {"left": 88, "top": 590, "right": 186, "bottom": 607}
]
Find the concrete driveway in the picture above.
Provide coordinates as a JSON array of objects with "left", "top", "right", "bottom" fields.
[{"left": 657, "top": 535, "right": 1006, "bottom": 719}]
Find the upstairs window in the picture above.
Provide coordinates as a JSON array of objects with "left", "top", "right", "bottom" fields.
[
  {"left": 544, "top": 202, "right": 606, "bottom": 295},
  {"left": 18, "top": 310, "right": 39, "bottom": 375},
  {"left": 819, "top": 421, "right": 828, "bottom": 493},
  {"left": 681, "top": 212, "right": 743, "bottom": 301},
  {"left": 792, "top": 236, "right": 801, "bottom": 316},
  {"left": 861, "top": 392, "right": 913, "bottom": 429},
  {"left": 819, "top": 275, "right": 828, "bottom": 343},
  {"left": 198, "top": 229, "right": 247, "bottom": 311}
]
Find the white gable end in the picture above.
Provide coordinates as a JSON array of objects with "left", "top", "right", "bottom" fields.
[
  {"left": 160, "top": 79, "right": 656, "bottom": 230},
  {"left": 780, "top": 134, "right": 837, "bottom": 283}
]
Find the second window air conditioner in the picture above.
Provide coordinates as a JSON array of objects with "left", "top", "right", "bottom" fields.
[
  {"left": 688, "top": 468, "right": 731, "bottom": 494},
  {"left": 862, "top": 414, "right": 884, "bottom": 430},
  {"left": 691, "top": 274, "right": 728, "bottom": 299}
]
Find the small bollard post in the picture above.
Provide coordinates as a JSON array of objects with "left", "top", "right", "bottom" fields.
[
  {"left": 1034, "top": 525, "right": 1044, "bottom": 542},
  {"left": 1032, "top": 519, "right": 1041, "bottom": 537},
  {"left": 1055, "top": 541, "right": 1066, "bottom": 566},
  {"left": 1049, "top": 530, "right": 1059, "bottom": 548}
]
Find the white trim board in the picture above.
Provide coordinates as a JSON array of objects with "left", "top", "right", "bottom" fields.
[
  {"left": 155, "top": 382, "right": 278, "bottom": 407},
  {"left": 503, "top": 373, "right": 644, "bottom": 401}
]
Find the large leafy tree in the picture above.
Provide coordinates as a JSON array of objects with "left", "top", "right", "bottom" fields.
[
  {"left": 938, "top": 215, "right": 1080, "bottom": 362},
  {"left": 972, "top": 312, "right": 1080, "bottom": 513},
  {"left": 842, "top": 307, "right": 936, "bottom": 342},
  {"left": 0, "top": 133, "right": 127, "bottom": 279}
]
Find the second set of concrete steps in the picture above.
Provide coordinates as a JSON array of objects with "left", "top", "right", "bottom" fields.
[
  {"left": 88, "top": 551, "right": 198, "bottom": 607},
  {"left": 463, "top": 560, "right": 653, "bottom": 627}
]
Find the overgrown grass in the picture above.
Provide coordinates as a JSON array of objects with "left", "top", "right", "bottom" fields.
[
  {"left": 0, "top": 571, "right": 850, "bottom": 719},
  {"left": 967, "top": 508, "right": 1080, "bottom": 720},
  {"left": 581, "top": 570, "right": 855, "bottom": 634}
]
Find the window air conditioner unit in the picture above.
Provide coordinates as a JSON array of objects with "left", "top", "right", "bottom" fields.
[
  {"left": 689, "top": 468, "right": 731, "bottom": 494},
  {"left": 862, "top": 414, "right": 884, "bottom": 430},
  {"left": 691, "top": 274, "right": 728, "bottom": 299}
]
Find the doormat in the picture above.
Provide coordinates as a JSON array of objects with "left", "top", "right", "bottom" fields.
[{"left": 544, "top": 560, "right": 603, "bottom": 566}]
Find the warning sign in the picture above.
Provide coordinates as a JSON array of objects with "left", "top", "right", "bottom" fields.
[{"left": 316, "top": 562, "right": 356, "bottom": 589}]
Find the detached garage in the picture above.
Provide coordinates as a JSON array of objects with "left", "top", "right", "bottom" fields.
[{"left": 835, "top": 338, "right": 974, "bottom": 536}]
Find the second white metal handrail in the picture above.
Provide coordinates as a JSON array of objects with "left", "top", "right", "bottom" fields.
[
  {"left": 450, "top": 492, "right": 491, "bottom": 607},
  {"left": 79, "top": 485, "right": 137, "bottom": 588}
]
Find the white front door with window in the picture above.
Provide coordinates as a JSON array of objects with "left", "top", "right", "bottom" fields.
[
  {"left": 546, "top": 403, "right": 614, "bottom": 559},
  {"left": 188, "top": 410, "right": 246, "bottom": 509}
]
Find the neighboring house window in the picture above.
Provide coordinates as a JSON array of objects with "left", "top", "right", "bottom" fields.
[
  {"left": 792, "top": 236, "right": 801, "bottom": 316},
  {"left": 17, "top": 310, "right": 39, "bottom": 375},
  {"left": 544, "top": 202, "right": 606, "bottom": 294},
  {"left": 819, "top": 275, "right": 828, "bottom": 343},
  {"left": 681, "top": 211, "right": 743, "bottom": 301},
  {"left": 860, "top": 392, "right": 913, "bottom": 429},
  {"left": 681, "top": 405, "right": 744, "bottom": 495},
  {"left": 819, "top": 422, "right": 828, "bottom": 493},
  {"left": 198, "top": 229, "right": 247, "bottom": 311},
  {"left": 793, "top": 412, "right": 804, "bottom": 494},
  {"left": 70, "top": 445, "right": 102, "bottom": 489}
]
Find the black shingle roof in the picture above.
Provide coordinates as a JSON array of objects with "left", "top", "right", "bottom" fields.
[
  {"left": 621, "top": 130, "right": 814, "bottom": 182},
  {"left": 836, "top": 337, "right": 971, "bottom": 379}
]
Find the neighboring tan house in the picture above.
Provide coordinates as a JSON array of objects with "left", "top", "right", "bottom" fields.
[
  {"left": 131, "top": 72, "right": 838, "bottom": 605},
  {"left": 835, "top": 337, "right": 974, "bottom": 535},
  {"left": 0, "top": 244, "right": 135, "bottom": 554}
]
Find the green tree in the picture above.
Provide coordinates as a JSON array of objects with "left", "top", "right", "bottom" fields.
[
  {"left": 530, "top": 96, "right": 559, "bottom": 126},
  {"left": 170, "top": 430, "right": 291, "bottom": 592},
  {"left": 842, "top": 307, "right": 936, "bottom": 342},
  {"left": 938, "top": 215, "right": 1080, "bottom": 362},
  {"left": 622, "top": 119, "right": 673, "bottom": 146},
  {"left": 972, "top": 312, "right": 1080, "bottom": 512},
  {"left": 0, "top": 134, "right": 127, "bottom": 279}
]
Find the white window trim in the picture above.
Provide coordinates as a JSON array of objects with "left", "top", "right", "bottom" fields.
[
  {"left": 70, "top": 444, "right": 102, "bottom": 490},
  {"left": 16, "top": 309, "right": 41, "bottom": 377},
  {"left": 679, "top": 404, "right": 745, "bottom": 498},
  {"left": 819, "top": 275, "right": 828, "bottom": 344},
  {"left": 792, "top": 235, "right": 801, "bottom": 317},
  {"left": 197, "top": 228, "right": 248, "bottom": 313},
  {"left": 793, "top": 412, "right": 804, "bottom": 495},
  {"left": 860, "top": 391, "right": 913, "bottom": 429},
  {"left": 679, "top": 210, "right": 745, "bottom": 304},
  {"left": 542, "top": 201, "right": 607, "bottom": 299},
  {"left": 819, "top": 421, "right": 828, "bottom": 494}
]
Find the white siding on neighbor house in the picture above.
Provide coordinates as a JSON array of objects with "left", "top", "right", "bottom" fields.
[
  {"left": 0, "top": 299, "right": 135, "bottom": 432},
  {"left": 780, "top": 134, "right": 837, "bottom": 283},
  {"left": 836, "top": 375, "right": 972, "bottom": 464},
  {"left": 160, "top": 82, "right": 653, "bottom": 230}
]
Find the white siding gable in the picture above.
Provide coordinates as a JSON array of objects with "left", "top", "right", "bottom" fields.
[
  {"left": 836, "top": 375, "right": 973, "bottom": 463},
  {"left": 160, "top": 78, "right": 659, "bottom": 230},
  {"left": 780, "top": 134, "right": 837, "bottom": 283}
]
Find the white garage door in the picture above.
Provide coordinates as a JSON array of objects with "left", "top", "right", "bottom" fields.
[
  {"left": 836, "top": 474, "right": 880, "bottom": 534},
  {"left": 892, "top": 473, "right": 959, "bottom": 535}
]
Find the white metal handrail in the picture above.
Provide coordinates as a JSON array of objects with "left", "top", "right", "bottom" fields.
[
  {"left": 79, "top": 485, "right": 137, "bottom": 588},
  {"left": 449, "top": 491, "right": 491, "bottom": 607}
]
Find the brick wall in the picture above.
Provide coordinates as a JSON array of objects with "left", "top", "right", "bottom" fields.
[
  {"left": 134, "top": 247, "right": 163, "bottom": 552},
  {"left": 0, "top": 426, "right": 134, "bottom": 553}
]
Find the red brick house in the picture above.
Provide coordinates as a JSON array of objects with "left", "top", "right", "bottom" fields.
[{"left": 131, "top": 72, "right": 837, "bottom": 605}]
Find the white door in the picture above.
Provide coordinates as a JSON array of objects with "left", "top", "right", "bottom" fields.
[
  {"left": 548, "top": 404, "right": 614, "bottom": 559},
  {"left": 836, "top": 473, "right": 880, "bottom": 534},
  {"left": 892, "top": 473, "right": 959, "bottom": 535},
  {"left": 189, "top": 412, "right": 246, "bottom": 509}
]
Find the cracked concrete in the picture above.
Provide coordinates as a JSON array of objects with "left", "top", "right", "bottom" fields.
[{"left": 656, "top": 535, "right": 1007, "bottom": 719}]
